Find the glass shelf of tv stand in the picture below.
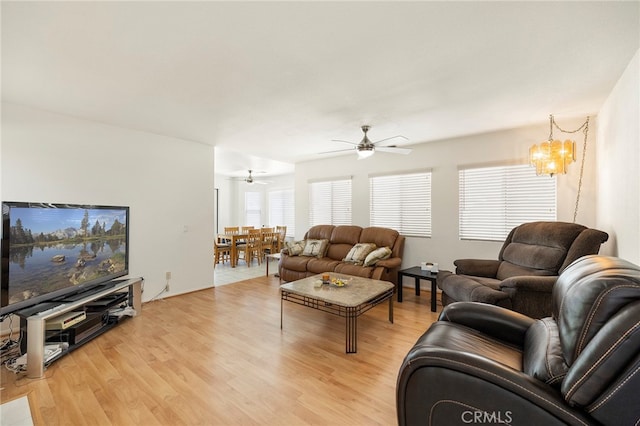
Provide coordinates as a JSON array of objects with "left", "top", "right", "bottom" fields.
[{"left": 18, "top": 277, "right": 142, "bottom": 378}]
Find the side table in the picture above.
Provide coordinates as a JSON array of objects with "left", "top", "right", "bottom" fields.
[
  {"left": 397, "top": 266, "right": 446, "bottom": 312},
  {"left": 265, "top": 252, "right": 281, "bottom": 279}
]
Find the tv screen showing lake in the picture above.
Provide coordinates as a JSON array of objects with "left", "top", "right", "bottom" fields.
[
  {"left": 6, "top": 205, "right": 129, "bottom": 305},
  {"left": 8, "top": 240, "right": 127, "bottom": 304}
]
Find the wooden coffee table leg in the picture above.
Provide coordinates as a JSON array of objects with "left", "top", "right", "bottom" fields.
[{"left": 389, "top": 295, "right": 394, "bottom": 323}]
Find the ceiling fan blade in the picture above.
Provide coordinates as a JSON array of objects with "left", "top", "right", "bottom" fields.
[
  {"left": 232, "top": 169, "right": 267, "bottom": 175},
  {"left": 318, "top": 148, "right": 355, "bottom": 155},
  {"left": 372, "top": 135, "right": 409, "bottom": 145},
  {"left": 330, "top": 139, "right": 358, "bottom": 146},
  {"left": 376, "top": 146, "right": 412, "bottom": 155},
  {"left": 244, "top": 178, "right": 271, "bottom": 185}
]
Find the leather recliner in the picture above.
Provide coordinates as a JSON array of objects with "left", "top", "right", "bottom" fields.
[
  {"left": 437, "top": 221, "right": 609, "bottom": 318},
  {"left": 397, "top": 255, "right": 640, "bottom": 426}
]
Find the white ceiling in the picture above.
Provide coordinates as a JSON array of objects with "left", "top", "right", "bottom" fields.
[{"left": 2, "top": 1, "right": 638, "bottom": 177}]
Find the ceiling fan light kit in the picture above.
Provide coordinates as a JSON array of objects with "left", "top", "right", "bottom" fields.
[{"left": 357, "top": 145, "right": 375, "bottom": 159}]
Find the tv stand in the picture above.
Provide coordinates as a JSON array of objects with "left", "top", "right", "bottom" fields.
[{"left": 16, "top": 277, "right": 142, "bottom": 378}]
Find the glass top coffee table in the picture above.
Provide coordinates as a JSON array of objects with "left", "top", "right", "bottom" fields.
[{"left": 280, "top": 273, "right": 394, "bottom": 353}]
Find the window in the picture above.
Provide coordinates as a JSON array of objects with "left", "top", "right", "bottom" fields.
[
  {"left": 308, "top": 178, "right": 352, "bottom": 226},
  {"left": 459, "top": 164, "right": 556, "bottom": 241},
  {"left": 370, "top": 171, "right": 432, "bottom": 237},
  {"left": 268, "top": 189, "right": 295, "bottom": 237},
  {"left": 244, "top": 191, "right": 262, "bottom": 228}
]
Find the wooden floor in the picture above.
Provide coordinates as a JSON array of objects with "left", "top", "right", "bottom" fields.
[{"left": 1, "top": 275, "right": 440, "bottom": 425}]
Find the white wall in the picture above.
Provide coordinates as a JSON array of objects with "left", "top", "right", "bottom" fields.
[
  {"left": 214, "top": 172, "right": 236, "bottom": 235},
  {"left": 294, "top": 119, "right": 599, "bottom": 272},
  {"left": 596, "top": 49, "right": 640, "bottom": 264},
  {"left": 1, "top": 103, "right": 216, "bottom": 306}
]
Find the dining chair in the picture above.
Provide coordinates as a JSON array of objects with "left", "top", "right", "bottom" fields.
[
  {"left": 275, "top": 226, "right": 287, "bottom": 251},
  {"left": 236, "top": 229, "right": 262, "bottom": 266},
  {"left": 214, "top": 238, "right": 231, "bottom": 267},
  {"left": 261, "top": 231, "right": 279, "bottom": 259},
  {"left": 260, "top": 227, "right": 274, "bottom": 253},
  {"left": 221, "top": 226, "right": 239, "bottom": 245},
  {"left": 237, "top": 226, "right": 254, "bottom": 245}
]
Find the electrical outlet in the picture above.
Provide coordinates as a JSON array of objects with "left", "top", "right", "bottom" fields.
[
  {"left": 166, "top": 271, "right": 171, "bottom": 280},
  {"left": 165, "top": 283, "right": 170, "bottom": 292}
]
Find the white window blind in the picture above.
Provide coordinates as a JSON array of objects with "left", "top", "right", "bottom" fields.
[
  {"left": 268, "top": 189, "right": 295, "bottom": 237},
  {"left": 459, "top": 164, "right": 557, "bottom": 241},
  {"left": 308, "top": 178, "right": 352, "bottom": 226},
  {"left": 244, "top": 191, "right": 262, "bottom": 228},
  {"left": 370, "top": 171, "right": 432, "bottom": 237}
]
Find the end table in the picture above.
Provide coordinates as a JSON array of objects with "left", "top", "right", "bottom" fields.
[
  {"left": 265, "top": 252, "right": 281, "bottom": 279},
  {"left": 397, "top": 266, "right": 446, "bottom": 312}
]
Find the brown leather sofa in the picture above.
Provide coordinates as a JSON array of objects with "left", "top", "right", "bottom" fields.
[
  {"left": 437, "top": 221, "right": 609, "bottom": 318},
  {"left": 278, "top": 225, "right": 405, "bottom": 285},
  {"left": 397, "top": 255, "right": 640, "bottom": 426}
]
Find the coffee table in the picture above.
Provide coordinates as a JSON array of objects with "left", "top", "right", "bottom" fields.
[{"left": 280, "top": 274, "right": 394, "bottom": 353}]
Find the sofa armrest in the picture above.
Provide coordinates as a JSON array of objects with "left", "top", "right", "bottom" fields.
[
  {"left": 454, "top": 259, "right": 500, "bottom": 277},
  {"left": 500, "top": 275, "right": 557, "bottom": 293},
  {"left": 375, "top": 257, "right": 402, "bottom": 269},
  {"left": 438, "top": 302, "right": 535, "bottom": 346}
]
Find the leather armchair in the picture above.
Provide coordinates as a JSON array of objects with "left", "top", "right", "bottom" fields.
[
  {"left": 437, "top": 221, "right": 608, "bottom": 318},
  {"left": 397, "top": 255, "right": 640, "bottom": 426}
]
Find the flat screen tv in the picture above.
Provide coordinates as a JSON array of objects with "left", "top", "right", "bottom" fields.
[{"left": 1, "top": 201, "right": 130, "bottom": 317}]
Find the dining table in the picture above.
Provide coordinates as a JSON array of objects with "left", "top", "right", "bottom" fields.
[
  {"left": 217, "top": 232, "right": 248, "bottom": 268},
  {"left": 218, "top": 230, "right": 283, "bottom": 268}
]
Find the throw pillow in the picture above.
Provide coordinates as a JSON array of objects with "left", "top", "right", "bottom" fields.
[
  {"left": 363, "top": 246, "right": 392, "bottom": 267},
  {"left": 343, "top": 243, "right": 377, "bottom": 265},
  {"left": 302, "top": 239, "right": 329, "bottom": 258},
  {"left": 285, "top": 240, "right": 305, "bottom": 256}
]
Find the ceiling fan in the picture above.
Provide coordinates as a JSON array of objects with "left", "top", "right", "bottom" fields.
[
  {"left": 241, "top": 169, "right": 269, "bottom": 185},
  {"left": 321, "top": 125, "right": 412, "bottom": 159}
]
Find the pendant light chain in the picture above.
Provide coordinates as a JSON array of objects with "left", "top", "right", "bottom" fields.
[
  {"left": 548, "top": 115, "right": 590, "bottom": 223},
  {"left": 551, "top": 115, "right": 589, "bottom": 135},
  {"left": 572, "top": 118, "right": 589, "bottom": 223}
]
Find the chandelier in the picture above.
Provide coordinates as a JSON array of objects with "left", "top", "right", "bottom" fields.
[
  {"left": 529, "top": 114, "right": 590, "bottom": 223},
  {"left": 529, "top": 115, "right": 589, "bottom": 177}
]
